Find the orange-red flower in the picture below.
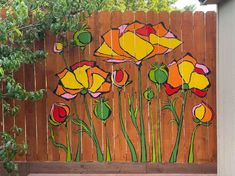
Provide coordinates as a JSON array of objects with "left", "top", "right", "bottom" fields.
[
  {"left": 111, "top": 69, "right": 130, "bottom": 88},
  {"left": 95, "top": 21, "right": 182, "bottom": 64},
  {"left": 192, "top": 102, "right": 213, "bottom": 123},
  {"left": 49, "top": 103, "right": 70, "bottom": 126},
  {"left": 164, "top": 53, "right": 210, "bottom": 97},
  {"left": 54, "top": 61, "right": 111, "bottom": 100}
]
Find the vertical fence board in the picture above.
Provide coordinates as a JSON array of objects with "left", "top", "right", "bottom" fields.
[
  {"left": 35, "top": 39, "right": 48, "bottom": 161},
  {"left": 205, "top": 12, "right": 217, "bottom": 163},
  {"left": 168, "top": 11, "right": 182, "bottom": 163},
  {"left": 193, "top": 11, "right": 208, "bottom": 163},
  {"left": 24, "top": 63, "right": 37, "bottom": 161},
  {"left": 14, "top": 66, "right": 26, "bottom": 161},
  {"left": 180, "top": 11, "right": 194, "bottom": 163},
  {"left": 45, "top": 32, "right": 60, "bottom": 161}
]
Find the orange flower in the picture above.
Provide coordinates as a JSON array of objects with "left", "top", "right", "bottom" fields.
[
  {"left": 192, "top": 102, "right": 213, "bottom": 123},
  {"left": 95, "top": 21, "right": 182, "bottom": 64},
  {"left": 164, "top": 53, "right": 211, "bottom": 97},
  {"left": 54, "top": 61, "right": 111, "bottom": 100}
]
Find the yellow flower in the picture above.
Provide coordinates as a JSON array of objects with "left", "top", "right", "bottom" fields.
[
  {"left": 95, "top": 21, "right": 182, "bottom": 64},
  {"left": 54, "top": 61, "right": 111, "bottom": 99},
  {"left": 164, "top": 53, "right": 210, "bottom": 97},
  {"left": 192, "top": 102, "right": 213, "bottom": 123}
]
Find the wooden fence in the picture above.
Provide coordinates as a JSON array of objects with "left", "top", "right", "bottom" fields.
[{"left": 0, "top": 11, "right": 216, "bottom": 164}]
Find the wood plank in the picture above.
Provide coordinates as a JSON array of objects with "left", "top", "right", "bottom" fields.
[
  {"left": 110, "top": 11, "right": 124, "bottom": 162},
  {"left": 35, "top": 39, "right": 48, "bottom": 161},
  {"left": 45, "top": 32, "right": 60, "bottom": 161},
  {"left": 24, "top": 63, "right": 37, "bottom": 161},
  {"left": 146, "top": 11, "right": 159, "bottom": 163},
  {"left": 158, "top": 12, "right": 171, "bottom": 163},
  {"left": 168, "top": 11, "right": 183, "bottom": 164},
  {"left": 0, "top": 162, "right": 216, "bottom": 174},
  {"left": 14, "top": 66, "right": 26, "bottom": 161},
  {"left": 180, "top": 11, "right": 194, "bottom": 163},
  {"left": 193, "top": 11, "right": 208, "bottom": 163},
  {"left": 205, "top": 12, "right": 217, "bottom": 163},
  {"left": 122, "top": 11, "right": 137, "bottom": 162}
]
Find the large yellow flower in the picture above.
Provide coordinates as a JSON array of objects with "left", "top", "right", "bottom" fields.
[
  {"left": 164, "top": 53, "right": 210, "bottom": 97},
  {"left": 54, "top": 61, "right": 111, "bottom": 100},
  {"left": 94, "top": 21, "right": 182, "bottom": 64}
]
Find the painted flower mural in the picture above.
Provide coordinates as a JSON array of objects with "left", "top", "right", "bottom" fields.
[
  {"left": 192, "top": 102, "right": 213, "bottom": 123},
  {"left": 95, "top": 21, "right": 182, "bottom": 64},
  {"left": 95, "top": 21, "right": 182, "bottom": 162},
  {"left": 164, "top": 53, "right": 210, "bottom": 97},
  {"left": 48, "top": 103, "right": 72, "bottom": 161},
  {"left": 49, "top": 103, "right": 70, "bottom": 126},
  {"left": 188, "top": 102, "right": 214, "bottom": 163},
  {"left": 54, "top": 61, "right": 111, "bottom": 100},
  {"left": 47, "top": 18, "right": 215, "bottom": 164}
]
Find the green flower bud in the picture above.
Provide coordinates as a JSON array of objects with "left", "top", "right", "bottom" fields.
[
  {"left": 94, "top": 98, "right": 112, "bottom": 123},
  {"left": 149, "top": 63, "right": 168, "bottom": 85},
  {"left": 74, "top": 30, "right": 92, "bottom": 47},
  {"left": 144, "top": 88, "right": 155, "bottom": 101}
]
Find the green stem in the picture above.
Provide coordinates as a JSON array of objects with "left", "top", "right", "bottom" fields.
[
  {"left": 138, "top": 65, "right": 147, "bottom": 162},
  {"left": 73, "top": 99, "right": 81, "bottom": 162},
  {"left": 65, "top": 123, "right": 72, "bottom": 162},
  {"left": 104, "top": 123, "right": 112, "bottom": 162},
  {"left": 84, "top": 95, "right": 104, "bottom": 162},
  {"left": 118, "top": 90, "right": 138, "bottom": 162},
  {"left": 156, "top": 84, "right": 162, "bottom": 163},
  {"left": 149, "top": 102, "right": 156, "bottom": 163},
  {"left": 188, "top": 124, "right": 201, "bottom": 164},
  {"left": 169, "top": 91, "right": 188, "bottom": 163}
]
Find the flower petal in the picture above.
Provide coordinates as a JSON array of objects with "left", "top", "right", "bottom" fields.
[
  {"left": 191, "top": 88, "right": 207, "bottom": 98},
  {"left": 71, "top": 61, "right": 95, "bottom": 70},
  {"left": 189, "top": 72, "right": 210, "bottom": 90},
  {"left": 178, "top": 60, "right": 195, "bottom": 83},
  {"left": 195, "top": 63, "right": 210, "bottom": 74},
  {"left": 201, "top": 103, "right": 213, "bottom": 122},
  {"left": 103, "top": 29, "right": 133, "bottom": 58},
  {"left": 124, "top": 21, "right": 145, "bottom": 33},
  {"left": 167, "top": 61, "right": 182, "bottom": 88},
  {"left": 97, "top": 82, "right": 111, "bottom": 92},
  {"left": 119, "top": 31, "right": 154, "bottom": 61},
  {"left": 177, "top": 54, "right": 197, "bottom": 65},
  {"left": 153, "top": 23, "right": 168, "bottom": 37},
  {"left": 136, "top": 25, "right": 156, "bottom": 36},
  {"left": 193, "top": 103, "right": 205, "bottom": 121},
  {"left": 73, "top": 65, "right": 90, "bottom": 88},
  {"left": 57, "top": 69, "right": 83, "bottom": 90},
  {"left": 164, "top": 84, "right": 180, "bottom": 95},
  {"left": 54, "top": 85, "right": 78, "bottom": 100},
  {"left": 149, "top": 34, "right": 182, "bottom": 49}
]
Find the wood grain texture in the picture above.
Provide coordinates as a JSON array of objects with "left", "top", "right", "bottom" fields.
[{"left": 1, "top": 11, "right": 216, "bottom": 164}]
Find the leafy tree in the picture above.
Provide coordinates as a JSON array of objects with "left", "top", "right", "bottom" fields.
[
  {"left": 101, "top": 0, "right": 178, "bottom": 12},
  {"left": 0, "top": 0, "right": 102, "bottom": 174},
  {"left": 183, "top": 4, "right": 197, "bottom": 11}
]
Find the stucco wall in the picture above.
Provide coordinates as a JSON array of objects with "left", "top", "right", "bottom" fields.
[{"left": 218, "top": 0, "right": 235, "bottom": 175}]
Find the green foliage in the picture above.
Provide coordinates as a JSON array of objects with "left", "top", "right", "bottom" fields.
[
  {"left": 183, "top": 4, "right": 196, "bottom": 11},
  {"left": 0, "top": 0, "right": 102, "bottom": 174},
  {"left": 100, "top": 0, "right": 178, "bottom": 12}
]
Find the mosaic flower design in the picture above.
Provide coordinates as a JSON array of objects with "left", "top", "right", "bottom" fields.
[
  {"left": 164, "top": 53, "right": 210, "bottom": 97},
  {"left": 54, "top": 61, "right": 111, "bottom": 100},
  {"left": 95, "top": 21, "right": 182, "bottom": 64}
]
